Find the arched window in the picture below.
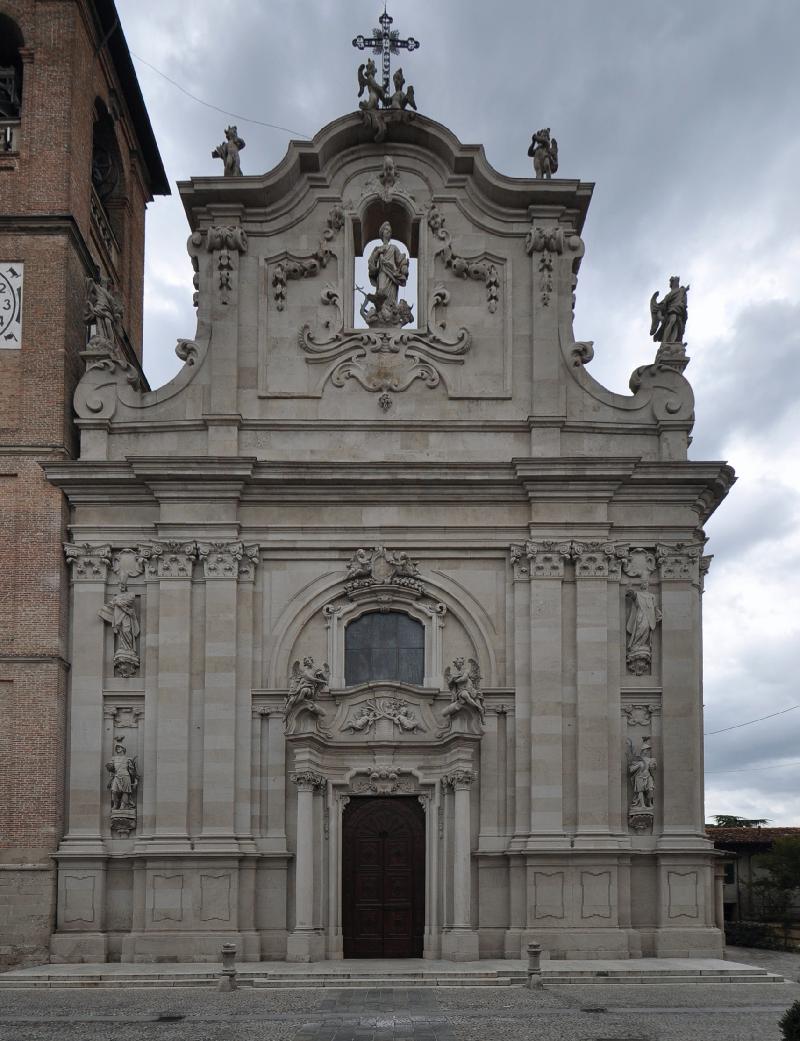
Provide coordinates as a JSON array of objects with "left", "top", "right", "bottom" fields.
[
  {"left": 0, "top": 15, "right": 24, "bottom": 146},
  {"left": 345, "top": 611, "right": 424, "bottom": 686},
  {"left": 91, "top": 100, "right": 125, "bottom": 247}
]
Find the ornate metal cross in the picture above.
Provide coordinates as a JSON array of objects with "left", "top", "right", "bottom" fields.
[{"left": 352, "top": 6, "right": 420, "bottom": 96}]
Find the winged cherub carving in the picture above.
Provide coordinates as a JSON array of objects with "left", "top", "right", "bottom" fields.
[
  {"left": 285, "top": 656, "right": 330, "bottom": 721},
  {"left": 442, "top": 657, "right": 485, "bottom": 723}
]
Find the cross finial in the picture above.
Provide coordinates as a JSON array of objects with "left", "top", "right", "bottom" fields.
[{"left": 353, "top": 6, "right": 420, "bottom": 97}]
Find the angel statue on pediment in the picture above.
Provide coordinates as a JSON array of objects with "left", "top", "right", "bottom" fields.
[
  {"left": 285, "top": 656, "right": 330, "bottom": 721},
  {"left": 442, "top": 657, "right": 485, "bottom": 723}
]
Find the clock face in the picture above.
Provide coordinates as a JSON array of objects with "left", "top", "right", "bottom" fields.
[{"left": 0, "top": 262, "right": 23, "bottom": 348}]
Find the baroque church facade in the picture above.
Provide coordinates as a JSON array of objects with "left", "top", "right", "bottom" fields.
[{"left": 13, "top": 24, "right": 736, "bottom": 963}]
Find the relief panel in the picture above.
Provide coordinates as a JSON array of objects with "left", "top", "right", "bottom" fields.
[{"left": 533, "top": 870, "right": 565, "bottom": 920}]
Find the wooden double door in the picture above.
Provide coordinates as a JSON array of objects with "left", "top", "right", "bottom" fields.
[{"left": 342, "top": 797, "right": 425, "bottom": 958}]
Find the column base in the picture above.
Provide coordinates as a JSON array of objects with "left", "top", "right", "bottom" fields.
[
  {"left": 440, "top": 928, "right": 479, "bottom": 962},
  {"left": 286, "top": 929, "right": 326, "bottom": 962}
]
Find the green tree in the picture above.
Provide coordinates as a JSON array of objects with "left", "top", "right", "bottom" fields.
[
  {"left": 753, "top": 837, "right": 800, "bottom": 947},
  {"left": 710, "top": 815, "right": 770, "bottom": 828}
]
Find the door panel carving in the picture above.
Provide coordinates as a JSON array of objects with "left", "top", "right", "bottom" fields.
[{"left": 343, "top": 796, "right": 425, "bottom": 958}]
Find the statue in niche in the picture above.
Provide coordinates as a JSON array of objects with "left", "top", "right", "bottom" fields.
[
  {"left": 212, "top": 125, "right": 245, "bottom": 176},
  {"left": 285, "top": 656, "right": 330, "bottom": 721},
  {"left": 442, "top": 657, "right": 485, "bottom": 723},
  {"left": 98, "top": 585, "right": 140, "bottom": 678},
  {"left": 85, "top": 276, "right": 123, "bottom": 352},
  {"left": 358, "top": 221, "right": 413, "bottom": 327},
  {"left": 106, "top": 735, "right": 139, "bottom": 812},
  {"left": 625, "top": 582, "right": 662, "bottom": 676},
  {"left": 627, "top": 736, "right": 656, "bottom": 810},
  {"left": 650, "top": 276, "right": 689, "bottom": 344},
  {"left": 528, "top": 127, "right": 559, "bottom": 179}
]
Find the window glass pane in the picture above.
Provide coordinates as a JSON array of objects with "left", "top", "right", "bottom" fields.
[{"left": 345, "top": 611, "right": 424, "bottom": 685}]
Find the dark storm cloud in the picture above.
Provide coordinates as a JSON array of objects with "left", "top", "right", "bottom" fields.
[{"left": 117, "top": 0, "right": 800, "bottom": 821}]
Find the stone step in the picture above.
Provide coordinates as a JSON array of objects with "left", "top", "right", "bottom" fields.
[
  {"left": 543, "top": 972, "right": 784, "bottom": 985},
  {"left": 0, "top": 974, "right": 524, "bottom": 990}
]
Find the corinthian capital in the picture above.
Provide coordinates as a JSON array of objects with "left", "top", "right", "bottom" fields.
[
  {"left": 64, "top": 542, "right": 112, "bottom": 581},
  {"left": 145, "top": 541, "right": 197, "bottom": 580},
  {"left": 511, "top": 540, "right": 572, "bottom": 579},
  {"left": 656, "top": 542, "right": 703, "bottom": 583},
  {"left": 290, "top": 770, "right": 327, "bottom": 792},
  {"left": 197, "top": 541, "right": 260, "bottom": 580},
  {"left": 572, "top": 541, "right": 623, "bottom": 579},
  {"left": 441, "top": 769, "right": 476, "bottom": 790}
]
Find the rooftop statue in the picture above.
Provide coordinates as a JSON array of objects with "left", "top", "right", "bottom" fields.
[
  {"left": 528, "top": 127, "right": 559, "bottom": 179},
  {"left": 650, "top": 276, "right": 689, "bottom": 344},
  {"left": 357, "top": 220, "right": 414, "bottom": 327},
  {"left": 353, "top": 7, "right": 419, "bottom": 141},
  {"left": 212, "top": 125, "right": 245, "bottom": 177}
]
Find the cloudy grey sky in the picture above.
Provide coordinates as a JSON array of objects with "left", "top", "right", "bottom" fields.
[{"left": 117, "top": 0, "right": 800, "bottom": 824}]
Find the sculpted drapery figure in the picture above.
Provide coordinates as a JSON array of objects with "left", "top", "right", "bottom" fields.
[
  {"left": 650, "top": 276, "right": 689, "bottom": 344},
  {"left": 98, "top": 588, "right": 140, "bottom": 678},
  {"left": 625, "top": 585, "right": 662, "bottom": 676},
  {"left": 285, "top": 656, "right": 330, "bottom": 721},
  {"left": 359, "top": 221, "right": 413, "bottom": 327},
  {"left": 212, "top": 125, "right": 245, "bottom": 177},
  {"left": 442, "top": 657, "right": 485, "bottom": 723},
  {"left": 85, "top": 276, "right": 123, "bottom": 350}
]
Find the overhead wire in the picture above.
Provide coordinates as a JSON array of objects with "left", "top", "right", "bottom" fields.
[
  {"left": 130, "top": 52, "right": 312, "bottom": 139},
  {"left": 707, "top": 759, "right": 800, "bottom": 775},
  {"left": 704, "top": 704, "right": 800, "bottom": 737}
]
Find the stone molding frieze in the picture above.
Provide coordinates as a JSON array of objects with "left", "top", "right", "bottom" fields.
[{"left": 510, "top": 540, "right": 705, "bottom": 587}]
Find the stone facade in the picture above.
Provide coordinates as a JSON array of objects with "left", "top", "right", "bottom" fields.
[
  {"left": 0, "top": 0, "right": 168, "bottom": 967},
  {"left": 43, "top": 109, "right": 733, "bottom": 962}
]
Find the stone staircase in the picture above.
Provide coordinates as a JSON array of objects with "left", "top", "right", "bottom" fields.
[{"left": 0, "top": 960, "right": 786, "bottom": 990}]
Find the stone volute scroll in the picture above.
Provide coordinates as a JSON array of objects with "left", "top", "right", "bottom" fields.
[
  {"left": 74, "top": 278, "right": 143, "bottom": 420},
  {"left": 106, "top": 734, "right": 139, "bottom": 838}
]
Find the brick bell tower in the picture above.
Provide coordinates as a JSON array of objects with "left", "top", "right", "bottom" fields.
[{"left": 0, "top": 0, "right": 168, "bottom": 966}]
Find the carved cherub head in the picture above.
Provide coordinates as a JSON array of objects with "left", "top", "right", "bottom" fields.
[
  {"left": 453, "top": 656, "right": 465, "bottom": 668},
  {"left": 302, "top": 655, "right": 313, "bottom": 667}
]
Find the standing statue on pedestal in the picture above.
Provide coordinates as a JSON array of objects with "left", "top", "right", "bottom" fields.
[
  {"left": 627, "top": 736, "right": 656, "bottom": 810},
  {"left": 85, "top": 276, "right": 123, "bottom": 353},
  {"left": 358, "top": 221, "right": 413, "bottom": 327},
  {"left": 650, "top": 276, "right": 689, "bottom": 344},
  {"left": 528, "top": 128, "right": 559, "bottom": 179},
  {"left": 98, "top": 586, "right": 141, "bottom": 678},
  {"left": 625, "top": 583, "right": 662, "bottom": 676},
  {"left": 212, "top": 125, "right": 245, "bottom": 177}
]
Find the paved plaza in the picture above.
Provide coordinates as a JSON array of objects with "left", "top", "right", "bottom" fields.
[{"left": 1, "top": 950, "right": 800, "bottom": 1041}]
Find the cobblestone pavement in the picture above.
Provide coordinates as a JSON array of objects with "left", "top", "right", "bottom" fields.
[
  {"left": 1, "top": 981, "right": 800, "bottom": 1041},
  {"left": 726, "top": 945, "right": 800, "bottom": 982}
]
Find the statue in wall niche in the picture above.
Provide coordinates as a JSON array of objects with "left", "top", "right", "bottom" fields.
[
  {"left": 442, "top": 657, "right": 485, "bottom": 723},
  {"left": 84, "top": 275, "right": 123, "bottom": 353},
  {"left": 625, "top": 582, "right": 662, "bottom": 676},
  {"left": 98, "top": 586, "right": 140, "bottom": 678},
  {"left": 650, "top": 276, "right": 690, "bottom": 344},
  {"left": 106, "top": 736, "right": 139, "bottom": 812},
  {"left": 285, "top": 656, "right": 330, "bottom": 721},
  {"left": 528, "top": 127, "right": 559, "bottom": 179},
  {"left": 627, "top": 736, "right": 656, "bottom": 810},
  {"left": 357, "top": 221, "right": 414, "bottom": 327},
  {"left": 212, "top": 125, "right": 245, "bottom": 176}
]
